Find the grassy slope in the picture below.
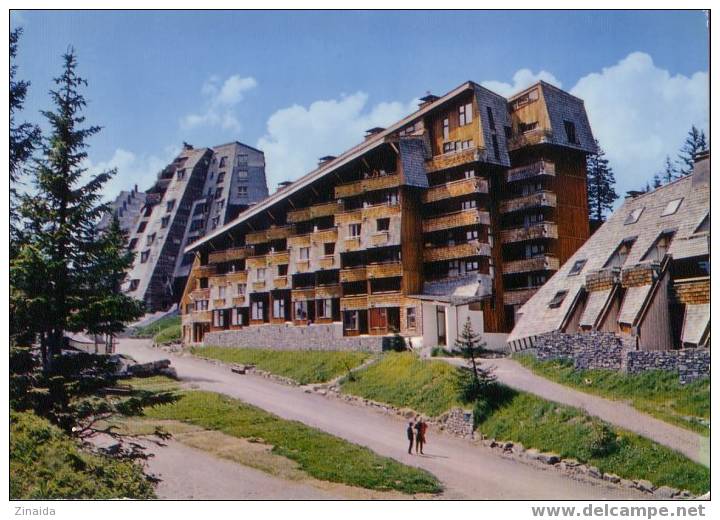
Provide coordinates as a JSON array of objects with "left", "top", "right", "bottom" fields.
[
  {"left": 130, "top": 314, "right": 180, "bottom": 338},
  {"left": 144, "top": 390, "right": 441, "bottom": 494},
  {"left": 515, "top": 354, "right": 710, "bottom": 435},
  {"left": 10, "top": 411, "right": 155, "bottom": 499},
  {"left": 192, "top": 346, "right": 371, "bottom": 384},
  {"left": 340, "top": 353, "right": 709, "bottom": 494},
  {"left": 340, "top": 352, "right": 462, "bottom": 417},
  {"left": 154, "top": 323, "right": 181, "bottom": 345}
]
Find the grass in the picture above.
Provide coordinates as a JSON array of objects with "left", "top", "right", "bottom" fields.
[
  {"left": 10, "top": 411, "right": 155, "bottom": 499},
  {"left": 340, "top": 352, "right": 462, "bottom": 417},
  {"left": 144, "top": 390, "right": 442, "bottom": 494},
  {"left": 154, "top": 323, "right": 181, "bottom": 345},
  {"left": 514, "top": 354, "right": 710, "bottom": 435},
  {"left": 477, "top": 391, "right": 709, "bottom": 495},
  {"left": 191, "top": 346, "right": 371, "bottom": 384},
  {"left": 130, "top": 314, "right": 180, "bottom": 338}
]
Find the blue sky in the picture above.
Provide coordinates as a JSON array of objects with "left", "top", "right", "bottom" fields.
[{"left": 11, "top": 10, "right": 709, "bottom": 202}]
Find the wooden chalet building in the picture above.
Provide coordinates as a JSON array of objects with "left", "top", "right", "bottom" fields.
[{"left": 180, "top": 80, "right": 596, "bottom": 349}]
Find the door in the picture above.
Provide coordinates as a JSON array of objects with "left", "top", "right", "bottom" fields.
[{"left": 436, "top": 306, "right": 447, "bottom": 346}]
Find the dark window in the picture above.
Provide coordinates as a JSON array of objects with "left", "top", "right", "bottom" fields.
[
  {"left": 376, "top": 218, "right": 390, "bottom": 232},
  {"left": 140, "top": 250, "right": 150, "bottom": 263},
  {"left": 548, "top": 290, "right": 568, "bottom": 308},
  {"left": 129, "top": 279, "right": 139, "bottom": 291},
  {"left": 215, "top": 187, "right": 222, "bottom": 199},
  {"left": 278, "top": 264, "right": 288, "bottom": 276},
  {"left": 217, "top": 172, "right": 225, "bottom": 184},
  {"left": 128, "top": 238, "right": 138, "bottom": 250},
  {"left": 486, "top": 106, "right": 495, "bottom": 129},
  {"left": 219, "top": 156, "right": 227, "bottom": 168},
  {"left": 406, "top": 307, "right": 417, "bottom": 329},
  {"left": 161, "top": 216, "right": 170, "bottom": 228},
  {"left": 137, "top": 221, "right": 147, "bottom": 233},
  {"left": 491, "top": 135, "right": 500, "bottom": 160},
  {"left": 176, "top": 169, "right": 186, "bottom": 180},
  {"left": 568, "top": 259, "right": 587, "bottom": 276},
  {"left": 199, "top": 277, "right": 208, "bottom": 289},
  {"left": 504, "top": 125, "right": 513, "bottom": 139},
  {"left": 146, "top": 233, "right": 156, "bottom": 246},
  {"left": 564, "top": 120, "right": 578, "bottom": 144},
  {"left": 238, "top": 185, "right": 248, "bottom": 196},
  {"left": 166, "top": 200, "right": 175, "bottom": 212},
  {"left": 324, "top": 242, "right": 335, "bottom": 255}
]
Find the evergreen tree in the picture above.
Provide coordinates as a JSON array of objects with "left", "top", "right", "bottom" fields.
[
  {"left": 455, "top": 318, "right": 495, "bottom": 402},
  {"left": 660, "top": 155, "right": 677, "bottom": 184},
  {"left": 586, "top": 140, "right": 618, "bottom": 222},
  {"left": 10, "top": 28, "right": 41, "bottom": 256},
  {"left": 652, "top": 173, "right": 662, "bottom": 189},
  {"left": 677, "top": 125, "right": 708, "bottom": 176},
  {"left": 13, "top": 49, "right": 142, "bottom": 369}
]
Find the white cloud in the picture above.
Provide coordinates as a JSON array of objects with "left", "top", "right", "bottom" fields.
[
  {"left": 481, "top": 69, "right": 562, "bottom": 97},
  {"left": 571, "top": 52, "right": 708, "bottom": 196},
  {"left": 257, "top": 92, "right": 418, "bottom": 190},
  {"left": 85, "top": 146, "right": 179, "bottom": 202},
  {"left": 181, "top": 74, "right": 257, "bottom": 132}
]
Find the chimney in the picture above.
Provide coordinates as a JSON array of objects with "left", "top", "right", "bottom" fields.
[
  {"left": 418, "top": 93, "right": 439, "bottom": 108},
  {"left": 277, "top": 181, "right": 293, "bottom": 191},
  {"left": 625, "top": 190, "right": 644, "bottom": 199},
  {"left": 318, "top": 155, "right": 336, "bottom": 166},
  {"left": 364, "top": 127, "right": 385, "bottom": 140}
]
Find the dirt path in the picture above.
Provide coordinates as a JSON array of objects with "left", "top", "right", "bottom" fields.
[
  {"left": 438, "top": 357, "right": 708, "bottom": 466},
  {"left": 117, "top": 339, "right": 646, "bottom": 500}
]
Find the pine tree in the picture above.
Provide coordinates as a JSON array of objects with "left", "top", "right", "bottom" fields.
[
  {"left": 10, "top": 28, "right": 41, "bottom": 256},
  {"left": 455, "top": 317, "right": 495, "bottom": 402},
  {"left": 652, "top": 173, "right": 662, "bottom": 189},
  {"left": 586, "top": 140, "right": 618, "bottom": 222},
  {"left": 677, "top": 125, "right": 708, "bottom": 176},
  {"left": 660, "top": 155, "right": 677, "bottom": 184},
  {"left": 13, "top": 49, "right": 142, "bottom": 369}
]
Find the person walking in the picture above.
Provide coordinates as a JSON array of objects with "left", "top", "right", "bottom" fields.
[
  {"left": 419, "top": 419, "right": 428, "bottom": 455},
  {"left": 406, "top": 421, "right": 415, "bottom": 454},
  {"left": 414, "top": 417, "right": 426, "bottom": 455}
]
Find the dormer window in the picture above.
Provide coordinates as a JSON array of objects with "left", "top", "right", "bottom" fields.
[
  {"left": 166, "top": 199, "right": 175, "bottom": 213},
  {"left": 624, "top": 207, "right": 644, "bottom": 225},
  {"left": 548, "top": 290, "right": 568, "bottom": 308},
  {"left": 568, "top": 259, "right": 587, "bottom": 276},
  {"left": 564, "top": 120, "right": 578, "bottom": 144},
  {"left": 442, "top": 118, "right": 450, "bottom": 140},
  {"left": 459, "top": 103, "right": 473, "bottom": 126},
  {"left": 661, "top": 198, "right": 683, "bottom": 217}
]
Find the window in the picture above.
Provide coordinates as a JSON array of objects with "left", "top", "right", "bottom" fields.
[
  {"left": 317, "top": 298, "right": 332, "bottom": 318},
  {"left": 344, "top": 310, "right": 359, "bottom": 330},
  {"left": 324, "top": 242, "right": 335, "bottom": 256},
  {"left": 236, "top": 153, "right": 248, "bottom": 165},
  {"left": 448, "top": 260, "right": 460, "bottom": 277},
  {"left": 461, "top": 199, "right": 477, "bottom": 210},
  {"left": 137, "top": 221, "right": 147, "bottom": 233},
  {"left": 231, "top": 308, "right": 244, "bottom": 326},
  {"left": 199, "top": 277, "right": 208, "bottom": 289},
  {"left": 251, "top": 300, "right": 264, "bottom": 320},
  {"left": 166, "top": 200, "right": 175, "bottom": 212},
  {"left": 140, "top": 250, "right": 150, "bottom": 263},
  {"left": 443, "top": 142, "right": 456, "bottom": 153},
  {"left": 237, "top": 185, "right": 248, "bottom": 196},
  {"left": 349, "top": 223, "right": 361, "bottom": 238},
  {"left": 273, "top": 298, "right": 285, "bottom": 319},
  {"left": 215, "top": 187, "right": 222, "bottom": 199},
  {"left": 217, "top": 172, "right": 225, "bottom": 184},
  {"left": 491, "top": 135, "right": 500, "bottom": 160},
  {"left": 197, "top": 300, "right": 209, "bottom": 311},
  {"left": 236, "top": 283, "right": 246, "bottom": 295},
  {"left": 442, "top": 118, "right": 450, "bottom": 140},
  {"left": 548, "top": 290, "right": 568, "bottom": 308},
  {"left": 176, "top": 169, "right": 186, "bottom": 180},
  {"left": 294, "top": 300, "right": 308, "bottom": 321},
  {"left": 564, "top": 120, "right": 578, "bottom": 144},
  {"left": 161, "top": 216, "right": 170, "bottom": 228},
  {"left": 485, "top": 106, "right": 495, "bottom": 129},
  {"left": 299, "top": 247, "right": 310, "bottom": 260},
  {"left": 128, "top": 238, "right": 138, "bottom": 250},
  {"left": 146, "top": 233, "right": 156, "bottom": 246},
  {"left": 461, "top": 139, "right": 474, "bottom": 149},
  {"left": 661, "top": 198, "right": 683, "bottom": 216},
  {"left": 519, "top": 121, "right": 539, "bottom": 134},
  {"left": 406, "top": 307, "right": 417, "bottom": 329},
  {"left": 504, "top": 125, "right": 513, "bottom": 139},
  {"left": 459, "top": 103, "right": 473, "bottom": 126},
  {"left": 464, "top": 169, "right": 475, "bottom": 179},
  {"left": 217, "top": 199, "right": 225, "bottom": 211},
  {"left": 278, "top": 264, "right": 288, "bottom": 276},
  {"left": 213, "top": 310, "right": 225, "bottom": 328},
  {"left": 257, "top": 268, "right": 266, "bottom": 280},
  {"left": 219, "top": 156, "right": 227, "bottom": 168},
  {"left": 641, "top": 230, "right": 675, "bottom": 262},
  {"left": 465, "top": 260, "right": 479, "bottom": 272},
  {"left": 526, "top": 242, "right": 546, "bottom": 258},
  {"left": 129, "top": 279, "right": 139, "bottom": 291},
  {"left": 376, "top": 218, "right": 390, "bottom": 232},
  {"left": 218, "top": 285, "right": 226, "bottom": 298},
  {"left": 511, "top": 88, "right": 539, "bottom": 110},
  {"left": 386, "top": 191, "right": 399, "bottom": 205},
  {"left": 185, "top": 302, "right": 194, "bottom": 313},
  {"left": 604, "top": 237, "right": 636, "bottom": 268},
  {"left": 238, "top": 170, "right": 248, "bottom": 178},
  {"left": 211, "top": 216, "right": 219, "bottom": 229},
  {"left": 624, "top": 207, "right": 644, "bottom": 225},
  {"left": 466, "top": 229, "right": 479, "bottom": 241},
  {"left": 568, "top": 259, "right": 587, "bottom": 276}
]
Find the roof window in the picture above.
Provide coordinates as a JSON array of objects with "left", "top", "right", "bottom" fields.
[
  {"left": 661, "top": 198, "right": 683, "bottom": 217},
  {"left": 568, "top": 259, "right": 587, "bottom": 276},
  {"left": 548, "top": 290, "right": 568, "bottom": 308},
  {"left": 624, "top": 207, "right": 644, "bottom": 225}
]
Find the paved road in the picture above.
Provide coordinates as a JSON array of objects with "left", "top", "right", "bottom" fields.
[
  {"left": 438, "top": 357, "right": 709, "bottom": 466},
  {"left": 118, "top": 339, "right": 644, "bottom": 499}
]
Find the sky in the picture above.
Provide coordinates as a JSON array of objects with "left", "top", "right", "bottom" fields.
[{"left": 11, "top": 10, "right": 709, "bottom": 203}]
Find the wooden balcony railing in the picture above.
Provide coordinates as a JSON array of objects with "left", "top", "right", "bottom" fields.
[
  {"left": 422, "top": 209, "right": 490, "bottom": 233},
  {"left": 334, "top": 209, "right": 362, "bottom": 225},
  {"left": 287, "top": 201, "right": 343, "bottom": 223},
  {"left": 291, "top": 288, "right": 316, "bottom": 301},
  {"left": 318, "top": 255, "right": 336, "bottom": 269},
  {"left": 213, "top": 298, "right": 226, "bottom": 308},
  {"left": 315, "top": 284, "right": 342, "bottom": 299},
  {"left": 426, "top": 146, "right": 483, "bottom": 173},
  {"left": 368, "top": 293, "right": 403, "bottom": 308},
  {"left": 506, "top": 160, "right": 556, "bottom": 183},
  {"left": 367, "top": 262, "right": 403, "bottom": 279},
  {"left": 362, "top": 203, "right": 401, "bottom": 220},
  {"left": 288, "top": 234, "right": 311, "bottom": 248},
  {"left": 503, "top": 288, "right": 539, "bottom": 306},
  {"left": 507, "top": 129, "right": 553, "bottom": 151},
  {"left": 585, "top": 267, "right": 621, "bottom": 292},
  {"left": 343, "top": 237, "right": 362, "bottom": 252},
  {"left": 423, "top": 241, "right": 491, "bottom": 263},
  {"left": 182, "top": 310, "right": 211, "bottom": 324},
  {"left": 502, "top": 255, "right": 560, "bottom": 275},
  {"left": 194, "top": 265, "right": 216, "bottom": 277},
  {"left": 499, "top": 191, "right": 557, "bottom": 214},
  {"left": 422, "top": 177, "right": 489, "bottom": 203},
  {"left": 267, "top": 225, "right": 293, "bottom": 241},
  {"left": 246, "top": 255, "right": 268, "bottom": 269},
  {"left": 252, "top": 280, "right": 267, "bottom": 291},
  {"left": 340, "top": 266, "right": 367, "bottom": 283},
  {"left": 334, "top": 173, "right": 401, "bottom": 199},
  {"left": 267, "top": 251, "right": 290, "bottom": 266},
  {"left": 273, "top": 276, "right": 289, "bottom": 289},
  {"left": 232, "top": 296, "right": 245, "bottom": 306},
  {"left": 340, "top": 295, "right": 368, "bottom": 311},
  {"left": 208, "top": 246, "right": 252, "bottom": 264},
  {"left": 210, "top": 270, "right": 248, "bottom": 286},
  {"left": 190, "top": 288, "right": 210, "bottom": 300},
  {"left": 370, "top": 231, "right": 390, "bottom": 247},
  {"left": 312, "top": 228, "right": 338, "bottom": 243},
  {"left": 499, "top": 222, "right": 558, "bottom": 243}
]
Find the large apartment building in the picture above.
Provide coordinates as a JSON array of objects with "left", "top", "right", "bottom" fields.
[
  {"left": 180, "top": 80, "right": 596, "bottom": 349},
  {"left": 121, "top": 141, "right": 269, "bottom": 311}
]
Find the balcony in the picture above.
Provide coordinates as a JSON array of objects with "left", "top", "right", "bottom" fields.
[
  {"left": 502, "top": 255, "right": 560, "bottom": 275},
  {"left": 295, "top": 259, "right": 311, "bottom": 273},
  {"left": 506, "top": 160, "right": 556, "bottom": 183},
  {"left": 340, "top": 295, "right": 368, "bottom": 311},
  {"left": 507, "top": 128, "right": 553, "bottom": 151},
  {"left": 362, "top": 202, "right": 401, "bottom": 220},
  {"left": 182, "top": 310, "right": 211, "bottom": 324},
  {"left": 245, "top": 229, "right": 269, "bottom": 245},
  {"left": 334, "top": 173, "right": 401, "bottom": 199},
  {"left": 312, "top": 227, "right": 338, "bottom": 244},
  {"left": 292, "top": 288, "right": 316, "bottom": 301},
  {"left": 340, "top": 266, "right": 367, "bottom": 283},
  {"left": 422, "top": 209, "right": 490, "bottom": 233},
  {"left": 367, "top": 262, "right": 403, "bottom": 279},
  {"left": 273, "top": 276, "right": 289, "bottom": 289},
  {"left": 426, "top": 146, "right": 482, "bottom": 173},
  {"left": 246, "top": 255, "right": 268, "bottom": 269},
  {"left": 318, "top": 255, "right": 336, "bottom": 269},
  {"left": 252, "top": 280, "right": 267, "bottom": 291},
  {"left": 208, "top": 246, "right": 252, "bottom": 264},
  {"left": 194, "top": 265, "right": 216, "bottom": 277},
  {"left": 422, "top": 177, "right": 489, "bottom": 203},
  {"left": 503, "top": 288, "right": 539, "bottom": 306},
  {"left": 213, "top": 298, "right": 226, "bottom": 308},
  {"left": 343, "top": 236, "right": 362, "bottom": 252},
  {"left": 190, "top": 288, "right": 210, "bottom": 300},
  {"left": 316, "top": 284, "right": 342, "bottom": 299},
  {"left": 247, "top": 226, "right": 293, "bottom": 245},
  {"left": 267, "top": 251, "right": 290, "bottom": 266},
  {"left": 499, "top": 191, "right": 557, "bottom": 214},
  {"left": 287, "top": 201, "right": 343, "bottom": 223},
  {"left": 370, "top": 231, "right": 390, "bottom": 247},
  {"left": 368, "top": 293, "right": 403, "bottom": 308},
  {"left": 424, "top": 241, "right": 491, "bottom": 263},
  {"left": 232, "top": 296, "right": 245, "bottom": 306},
  {"left": 224, "top": 270, "right": 248, "bottom": 284},
  {"left": 288, "top": 234, "right": 311, "bottom": 248},
  {"left": 335, "top": 209, "right": 362, "bottom": 225},
  {"left": 585, "top": 267, "right": 620, "bottom": 292},
  {"left": 499, "top": 222, "right": 558, "bottom": 243}
]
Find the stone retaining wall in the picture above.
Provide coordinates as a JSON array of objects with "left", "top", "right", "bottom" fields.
[
  {"left": 626, "top": 349, "right": 710, "bottom": 384},
  {"left": 203, "top": 323, "right": 384, "bottom": 352}
]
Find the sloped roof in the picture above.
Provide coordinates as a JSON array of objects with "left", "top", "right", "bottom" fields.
[
  {"left": 508, "top": 156, "right": 710, "bottom": 344},
  {"left": 682, "top": 304, "right": 710, "bottom": 345}
]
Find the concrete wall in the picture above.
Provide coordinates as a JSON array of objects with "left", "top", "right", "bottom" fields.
[{"left": 419, "top": 301, "right": 507, "bottom": 351}]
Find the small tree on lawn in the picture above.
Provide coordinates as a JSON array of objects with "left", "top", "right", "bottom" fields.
[{"left": 455, "top": 317, "right": 495, "bottom": 402}]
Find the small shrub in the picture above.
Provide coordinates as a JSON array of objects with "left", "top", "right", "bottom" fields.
[{"left": 586, "top": 422, "right": 618, "bottom": 457}]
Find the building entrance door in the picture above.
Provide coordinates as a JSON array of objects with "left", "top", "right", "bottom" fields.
[{"left": 436, "top": 306, "right": 447, "bottom": 346}]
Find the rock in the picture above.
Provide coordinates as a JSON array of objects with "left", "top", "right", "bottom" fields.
[
  {"left": 525, "top": 448, "right": 541, "bottom": 460},
  {"left": 512, "top": 443, "right": 525, "bottom": 454},
  {"left": 303, "top": 388, "right": 311, "bottom": 393},
  {"left": 316, "top": 389, "right": 327, "bottom": 396},
  {"left": 538, "top": 453, "right": 560, "bottom": 465},
  {"left": 231, "top": 365, "right": 246, "bottom": 374},
  {"left": 620, "top": 479, "right": 635, "bottom": 489},
  {"left": 634, "top": 480, "right": 656, "bottom": 493},
  {"left": 158, "top": 367, "right": 178, "bottom": 379},
  {"left": 587, "top": 466, "right": 602, "bottom": 479},
  {"left": 562, "top": 458, "right": 580, "bottom": 468},
  {"left": 654, "top": 486, "right": 679, "bottom": 499},
  {"left": 603, "top": 473, "right": 621, "bottom": 484},
  {"left": 502, "top": 441, "right": 514, "bottom": 450}
]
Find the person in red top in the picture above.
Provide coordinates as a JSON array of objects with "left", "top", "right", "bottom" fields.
[{"left": 414, "top": 417, "right": 427, "bottom": 454}]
